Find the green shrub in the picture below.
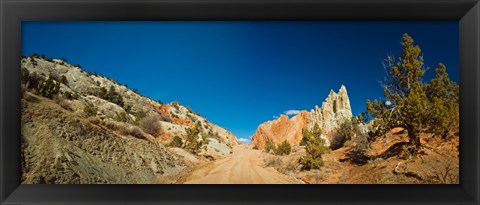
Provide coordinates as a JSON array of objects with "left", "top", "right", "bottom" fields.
[
  {"left": 97, "top": 85, "right": 124, "bottom": 107},
  {"left": 61, "top": 75, "right": 68, "bottom": 85},
  {"left": 83, "top": 102, "right": 98, "bottom": 117},
  {"left": 115, "top": 112, "right": 128, "bottom": 122},
  {"left": 299, "top": 155, "right": 324, "bottom": 170},
  {"left": 133, "top": 111, "right": 147, "bottom": 126},
  {"left": 185, "top": 122, "right": 204, "bottom": 153},
  {"left": 169, "top": 136, "right": 183, "bottom": 147},
  {"left": 264, "top": 141, "right": 276, "bottom": 153},
  {"left": 275, "top": 140, "right": 292, "bottom": 156},
  {"left": 21, "top": 67, "right": 30, "bottom": 85},
  {"left": 299, "top": 124, "right": 329, "bottom": 170},
  {"left": 330, "top": 117, "right": 360, "bottom": 150},
  {"left": 38, "top": 74, "right": 61, "bottom": 98}
]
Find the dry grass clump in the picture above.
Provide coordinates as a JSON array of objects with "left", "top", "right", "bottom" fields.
[
  {"left": 104, "top": 120, "right": 119, "bottom": 130},
  {"left": 265, "top": 156, "right": 297, "bottom": 175},
  {"left": 121, "top": 125, "right": 144, "bottom": 139},
  {"left": 54, "top": 95, "right": 73, "bottom": 111},
  {"left": 88, "top": 117, "right": 101, "bottom": 125},
  {"left": 139, "top": 115, "right": 163, "bottom": 137}
]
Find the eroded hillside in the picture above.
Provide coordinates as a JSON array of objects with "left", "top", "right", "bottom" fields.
[{"left": 20, "top": 56, "right": 240, "bottom": 184}]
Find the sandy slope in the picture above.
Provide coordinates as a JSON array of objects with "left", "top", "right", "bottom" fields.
[{"left": 182, "top": 145, "right": 299, "bottom": 184}]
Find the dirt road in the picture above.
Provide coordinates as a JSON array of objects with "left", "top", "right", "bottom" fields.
[{"left": 182, "top": 145, "right": 300, "bottom": 184}]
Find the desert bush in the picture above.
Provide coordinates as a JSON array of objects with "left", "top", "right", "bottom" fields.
[
  {"left": 38, "top": 74, "right": 61, "bottom": 99},
  {"left": 185, "top": 122, "right": 206, "bottom": 153},
  {"left": 264, "top": 141, "right": 276, "bottom": 153},
  {"left": 133, "top": 111, "right": 147, "bottom": 125},
  {"left": 120, "top": 125, "right": 144, "bottom": 138},
  {"left": 88, "top": 117, "right": 101, "bottom": 125},
  {"left": 185, "top": 113, "right": 195, "bottom": 122},
  {"left": 300, "top": 124, "right": 329, "bottom": 170},
  {"left": 299, "top": 155, "right": 324, "bottom": 170},
  {"left": 345, "top": 134, "right": 371, "bottom": 165},
  {"left": 424, "top": 160, "right": 459, "bottom": 184},
  {"left": 275, "top": 140, "right": 292, "bottom": 156},
  {"left": 98, "top": 85, "right": 124, "bottom": 107},
  {"left": 139, "top": 115, "right": 163, "bottom": 137},
  {"left": 265, "top": 156, "right": 283, "bottom": 167},
  {"left": 61, "top": 75, "right": 68, "bottom": 85},
  {"left": 64, "top": 91, "right": 76, "bottom": 100},
  {"left": 352, "top": 134, "right": 370, "bottom": 153},
  {"left": 159, "top": 114, "right": 172, "bottom": 123},
  {"left": 83, "top": 102, "right": 98, "bottom": 117},
  {"left": 105, "top": 121, "right": 118, "bottom": 130},
  {"left": 21, "top": 67, "right": 30, "bottom": 85},
  {"left": 171, "top": 101, "right": 180, "bottom": 109},
  {"left": 54, "top": 95, "right": 73, "bottom": 111},
  {"left": 115, "top": 112, "right": 128, "bottom": 122},
  {"left": 330, "top": 117, "right": 360, "bottom": 150},
  {"left": 169, "top": 136, "right": 183, "bottom": 147},
  {"left": 25, "top": 72, "right": 43, "bottom": 92}
]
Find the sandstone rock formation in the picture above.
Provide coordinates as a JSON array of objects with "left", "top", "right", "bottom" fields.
[
  {"left": 307, "top": 85, "right": 353, "bottom": 132},
  {"left": 251, "top": 111, "right": 309, "bottom": 149},
  {"left": 251, "top": 85, "right": 353, "bottom": 149},
  {"left": 20, "top": 56, "right": 240, "bottom": 183}
]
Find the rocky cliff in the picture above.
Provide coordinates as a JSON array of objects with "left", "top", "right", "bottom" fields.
[
  {"left": 20, "top": 56, "right": 239, "bottom": 183},
  {"left": 251, "top": 85, "right": 353, "bottom": 149}
]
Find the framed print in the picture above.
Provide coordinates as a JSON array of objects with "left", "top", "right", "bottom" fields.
[{"left": 1, "top": 0, "right": 479, "bottom": 204}]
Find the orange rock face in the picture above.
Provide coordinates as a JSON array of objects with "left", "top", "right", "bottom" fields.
[
  {"left": 154, "top": 104, "right": 170, "bottom": 116},
  {"left": 251, "top": 111, "right": 309, "bottom": 149},
  {"left": 251, "top": 85, "right": 354, "bottom": 149}
]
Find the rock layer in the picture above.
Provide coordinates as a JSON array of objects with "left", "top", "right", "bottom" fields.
[{"left": 251, "top": 86, "right": 353, "bottom": 149}]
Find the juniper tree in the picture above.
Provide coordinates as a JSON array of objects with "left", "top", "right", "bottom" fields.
[
  {"left": 366, "top": 33, "right": 459, "bottom": 149},
  {"left": 425, "top": 63, "right": 459, "bottom": 137},
  {"left": 299, "top": 124, "right": 329, "bottom": 170}
]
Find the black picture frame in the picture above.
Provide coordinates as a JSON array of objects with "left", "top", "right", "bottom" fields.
[{"left": 1, "top": 0, "right": 479, "bottom": 204}]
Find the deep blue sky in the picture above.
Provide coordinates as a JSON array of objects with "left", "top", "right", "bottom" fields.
[{"left": 22, "top": 21, "right": 459, "bottom": 143}]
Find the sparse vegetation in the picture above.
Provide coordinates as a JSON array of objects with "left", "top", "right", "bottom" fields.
[
  {"left": 54, "top": 95, "right": 73, "bottom": 111},
  {"left": 275, "top": 140, "right": 292, "bottom": 156},
  {"left": 37, "top": 74, "right": 61, "bottom": 99},
  {"left": 184, "top": 122, "right": 208, "bottom": 154},
  {"left": 139, "top": 115, "right": 163, "bottom": 137},
  {"left": 133, "top": 111, "right": 147, "bottom": 126},
  {"left": 122, "top": 125, "right": 144, "bottom": 139},
  {"left": 169, "top": 136, "right": 183, "bottom": 147},
  {"left": 98, "top": 85, "right": 125, "bottom": 107},
  {"left": 263, "top": 140, "right": 291, "bottom": 156},
  {"left": 83, "top": 102, "right": 98, "bottom": 117},
  {"left": 264, "top": 140, "right": 276, "bottom": 153},
  {"left": 115, "top": 112, "right": 128, "bottom": 122},
  {"left": 61, "top": 75, "right": 68, "bottom": 85},
  {"left": 330, "top": 117, "right": 361, "bottom": 150},
  {"left": 299, "top": 124, "right": 329, "bottom": 170}
]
